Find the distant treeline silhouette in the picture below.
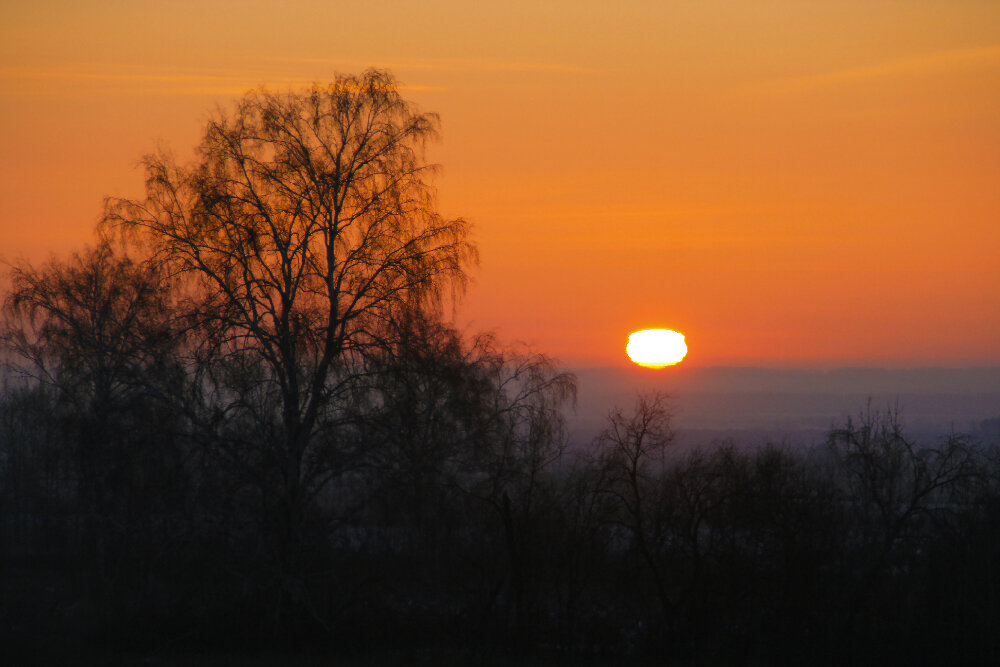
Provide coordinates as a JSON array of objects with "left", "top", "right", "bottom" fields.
[{"left": 2, "top": 71, "right": 999, "bottom": 665}]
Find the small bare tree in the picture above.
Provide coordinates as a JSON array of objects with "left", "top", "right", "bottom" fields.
[
  {"left": 3, "top": 242, "right": 175, "bottom": 402},
  {"left": 1, "top": 242, "right": 183, "bottom": 579},
  {"left": 828, "top": 401, "right": 980, "bottom": 637},
  {"left": 594, "top": 391, "right": 676, "bottom": 622}
]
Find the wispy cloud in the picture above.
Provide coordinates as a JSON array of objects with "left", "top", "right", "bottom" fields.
[
  {"left": 0, "top": 54, "right": 593, "bottom": 96},
  {"left": 761, "top": 45, "right": 1000, "bottom": 92},
  {"left": 269, "top": 56, "right": 599, "bottom": 75},
  {"left": 0, "top": 65, "right": 444, "bottom": 96}
]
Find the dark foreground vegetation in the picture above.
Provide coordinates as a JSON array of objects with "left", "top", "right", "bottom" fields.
[{"left": 2, "top": 70, "right": 999, "bottom": 665}]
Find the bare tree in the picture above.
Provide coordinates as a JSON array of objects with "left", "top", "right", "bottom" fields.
[
  {"left": 103, "top": 70, "right": 476, "bottom": 558},
  {"left": 1, "top": 242, "right": 184, "bottom": 578},
  {"left": 3, "top": 242, "right": 176, "bottom": 402},
  {"left": 461, "top": 339, "right": 575, "bottom": 642},
  {"left": 594, "top": 391, "right": 676, "bottom": 623},
  {"left": 369, "top": 316, "right": 577, "bottom": 639},
  {"left": 828, "top": 401, "right": 981, "bottom": 639},
  {"left": 830, "top": 402, "right": 979, "bottom": 551}
]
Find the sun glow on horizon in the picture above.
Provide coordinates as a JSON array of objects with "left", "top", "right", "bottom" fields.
[{"left": 626, "top": 329, "right": 688, "bottom": 368}]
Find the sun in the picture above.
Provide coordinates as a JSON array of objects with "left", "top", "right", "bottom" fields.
[{"left": 626, "top": 329, "right": 688, "bottom": 368}]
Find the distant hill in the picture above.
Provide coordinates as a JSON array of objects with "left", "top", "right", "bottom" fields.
[{"left": 565, "top": 366, "right": 1000, "bottom": 450}]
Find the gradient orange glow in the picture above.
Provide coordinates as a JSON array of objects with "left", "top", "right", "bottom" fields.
[
  {"left": 1, "top": 1, "right": 998, "bottom": 367},
  {"left": 626, "top": 330, "right": 688, "bottom": 368}
]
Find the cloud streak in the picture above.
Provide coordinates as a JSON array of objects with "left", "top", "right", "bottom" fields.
[
  {"left": 0, "top": 65, "right": 445, "bottom": 96},
  {"left": 269, "top": 56, "right": 599, "bottom": 75},
  {"left": 762, "top": 45, "right": 1000, "bottom": 91}
]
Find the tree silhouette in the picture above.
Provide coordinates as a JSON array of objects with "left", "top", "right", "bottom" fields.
[
  {"left": 593, "top": 391, "right": 676, "bottom": 626},
  {"left": 827, "top": 402, "right": 981, "bottom": 645},
  {"left": 1, "top": 242, "right": 186, "bottom": 592},
  {"left": 3, "top": 242, "right": 176, "bottom": 402},
  {"left": 103, "top": 70, "right": 476, "bottom": 566}
]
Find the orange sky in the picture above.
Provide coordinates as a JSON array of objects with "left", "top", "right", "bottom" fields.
[{"left": 1, "top": 1, "right": 998, "bottom": 367}]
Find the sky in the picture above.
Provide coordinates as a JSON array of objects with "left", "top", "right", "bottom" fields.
[{"left": 1, "top": 0, "right": 998, "bottom": 368}]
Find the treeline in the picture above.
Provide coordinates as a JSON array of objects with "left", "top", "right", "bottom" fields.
[
  {"left": 2, "top": 70, "right": 1000, "bottom": 664},
  {"left": 3, "top": 347, "right": 1000, "bottom": 665}
]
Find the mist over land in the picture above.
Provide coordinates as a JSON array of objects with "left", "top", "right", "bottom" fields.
[{"left": 568, "top": 365, "right": 1000, "bottom": 448}]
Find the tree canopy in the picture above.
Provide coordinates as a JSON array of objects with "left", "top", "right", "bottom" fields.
[{"left": 102, "top": 70, "right": 478, "bottom": 550}]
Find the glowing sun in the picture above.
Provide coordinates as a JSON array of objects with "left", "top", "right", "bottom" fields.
[{"left": 626, "top": 329, "right": 688, "bottom": 368}]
